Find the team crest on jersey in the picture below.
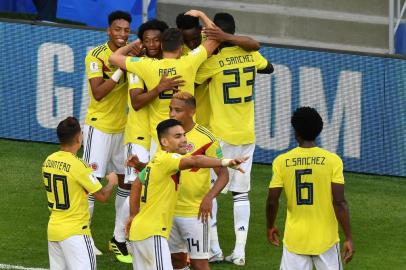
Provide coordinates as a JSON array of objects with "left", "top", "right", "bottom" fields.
[
  {"left": 90, "top": 162, "right": 98, "bottom": 171},
  {"left": 185, "top": 142, "right": 195, "bottom": 153}
]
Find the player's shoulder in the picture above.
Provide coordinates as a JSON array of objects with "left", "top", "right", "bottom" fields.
[
  {"left": 319, "top": 148, "right": 343, "bottom": 163},
  {"left": 88, "top": 43, "right": 108, "bottom": 58},
  {"left": 69, "top": 154, "right": 92, "bottom": 170},
  {"left": 194, "top": 124, "right": 216, "bottom": 142}
]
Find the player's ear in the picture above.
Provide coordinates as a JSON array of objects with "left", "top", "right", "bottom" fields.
[{"left": 160, "top": 137, "right": 169, "bottom": 147}]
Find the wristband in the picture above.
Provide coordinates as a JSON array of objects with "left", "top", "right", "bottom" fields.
[
  {"left": 221, "top": 158, "right": 233, "bottom": 167},
  {"left": 111, "top": 69, "right": 123, "bottom": 82}
]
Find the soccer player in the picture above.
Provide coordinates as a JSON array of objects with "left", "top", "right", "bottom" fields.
[
  {"left": 125, "top": 119, "right": 247, "bottom": 270},
  {"left": 43, "top": 117, "right": 117, "bottom": 270},
  {"left": 195, "top": 12, "right": 273, "bottom": 266},
  {"left": 168, "top": 92, "right": 229, "bottom": 270},
  {"left": 108, "top": 10, "right": 220, "bottom": 156},
  {"left": 266, "top": 107, "right": 354, "bottom": 269},
  {"left": 83, "top": 10, "right": 133, "bottom": 256},
  {"left": 111, "top": 19, "right": 178, "bottom": 263},
  {"left": 177, "top": 11, "right": 261, "bottom": 262}
]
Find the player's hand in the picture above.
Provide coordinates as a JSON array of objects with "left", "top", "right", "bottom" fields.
[
  {"left": 222, "top": 156, "right": 249, "bottom": 173},
  {"left": 156, "top": 75, "right": 185, "bottom": 93},
  {"left": 128, "top": 39, "right": 143, "bottom": 56},
  {"left": 267, "top": 227, "right": 280, "bottom": 246},
  {"left": 125, "top": 216, "right": 134, "bottom": 238},
  {"left": 342, "top": 239, "right": 355, "bottom": 264},
  {"left": 185, "top": 9, "right": 203, "bottom": 18},
  {"left": 126, "top": 154, "right": 140, "bottom": 168},
  {"left": 202, "top": 25, "right": 230, "bottom": 42},
  {"left": 198, "top": 194, "right": 213, "bottom": 224},
  {"left": 106, "top": 172, "right": 118, "bottom": 186}
]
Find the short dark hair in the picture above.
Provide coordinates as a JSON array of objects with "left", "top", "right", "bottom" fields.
[
  {"left": 172, "top": 92, "right": 196, "bottom": 108},
  {"left": 138, "top": 19, "right": 169, "bottom": 41},
  {"left": 161, "top": 28, "right": 183, "bottom": 52},
  {"left": 108, "top": 10, "right": 132, "bottom": 26},
  {"left": 57, "top": 117, "right": 81, "bottom": 145},
  {"left": 213, "top": 12, "right": 235, "bottom": 34},
  {"left": 156, "top": 119, "right": 182, "bottom": 143},
  {"left": 176, "top": 13, "right": 200, "bottom": 30},
  {"left": 291, "top": 107, "right": 323, "bottom": 141}
]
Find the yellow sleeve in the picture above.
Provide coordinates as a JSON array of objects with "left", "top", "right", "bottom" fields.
[
  {"left": 331, "top": 154, "right": 345, "bottom": 184},
  {"left": 73, "top": 162, "right": 102, "bottom": 194},
  {"left": 186, "top": 45, "right": 208, "bottom": 74},
  {"left": 85, "top": 53, "right": 103, "bottom": 80},
  {"left": 252, "top": 51, "right": 269, "bottom": 71},
  {"left": 269, "top": 156, "right": 284, "bottom": 188},
  {"left": 125, "top": 57, "right": 147, "bottom": 79},
  {"left": 163, "top": 152, "right": 182, "bottom": 175},
  {"left": 128, "top": 72, "right": 145, "bottom": 90},
  {"left": 206, "top": 140, "right": 223, "bottom": 159},
  {"left": 195, "top": 59, "right": 215, "bottom": 84}
]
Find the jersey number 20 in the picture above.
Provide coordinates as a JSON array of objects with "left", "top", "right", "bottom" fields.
[{"left": 43, "top": 172, "right": 70, "bottom": 210}]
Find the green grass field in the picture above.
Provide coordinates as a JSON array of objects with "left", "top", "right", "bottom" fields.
[{"left": 0, "top": 138, "right": 405, "bottom": 269}]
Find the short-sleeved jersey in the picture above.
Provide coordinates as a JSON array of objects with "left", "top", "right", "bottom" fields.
[
  {"left": 129, "top": 151, "right": 182, "bottom": 241},
  {"left": 85, "top": 43, "right": 128, "bottom": 133},
  {"left": 125, "top": 45, "right": 208, "bottom": 143},
  {"left": 196, "top": 46, "right": 268, "bottom": 145},
  {"left": 175, "top": 124, "right": 223, "bottom": 217},
  {"left": 269, "top": 147, "right": 345, "bottom": 255},
  {"left": 124, "top": 71, "right": 150, "bottom": 149},
  {"left": 42, "top": 151, "right": 102, "bottom": 241}
]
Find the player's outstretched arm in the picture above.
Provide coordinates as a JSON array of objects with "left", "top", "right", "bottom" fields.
[
  {"left": 129, "top": 76, "right": 185, "bottom": 110},
  {"left": 109, "top": 39, "right": 142, "bottom": 70},
  {"left": 198, "top": 167, "right": 229, "bottom": 223},
  {"left": 126, "top": 154, "right": 148, "bottom": 171},
  {"left": 332, "top": 183, "right": 354, "bottom": 264},
  {"left": 266, "top": 187, "right": 283, "bottom": 246},
  {"left": 125, "top": 178, "right": 142, "bottom": 237},
  {"left": 93, "top": 172, "right": 118, "bottom": 202},
  {"left": 179, "top": 155, "right": 248, "bottom": 172},
  {"left": 203, "top": 26, "right": 260, "bottom": 51}
]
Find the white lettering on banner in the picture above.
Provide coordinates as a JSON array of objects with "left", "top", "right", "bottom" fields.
[
  {"left": 255, "top": 65, "right": 292, "bottom": 151},
  {"left": 299, "top": 67, "right": 362, "bottom": 158},
  {"left": 36, "top": 43, "right": 74, "bottom": 129}
]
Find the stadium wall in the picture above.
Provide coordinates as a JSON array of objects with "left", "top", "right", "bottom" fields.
[{"left": 0, "top": 21, "right": 404, "bottom": 177}]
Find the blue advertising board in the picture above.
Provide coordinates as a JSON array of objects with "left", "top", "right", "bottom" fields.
[{"left": 0, "top": 21, "right": 404, "bottom": 177}]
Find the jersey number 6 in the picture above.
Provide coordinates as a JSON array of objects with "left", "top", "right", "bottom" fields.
[{"left": 295, "top": 169, "right": 314, "bottom": 205}]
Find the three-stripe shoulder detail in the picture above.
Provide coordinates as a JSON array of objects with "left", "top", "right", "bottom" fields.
[
  {"left": 195, "top": 125, "right": 216, "bottom": 142},
  {"left": 91, "top": 44, "right": 107, "bottom": 57}
]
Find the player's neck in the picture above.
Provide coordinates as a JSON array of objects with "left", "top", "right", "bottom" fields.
[
  {"left": 163, "top": 51, "right": 180, "bottom": 59},
  {"left": 60, "top": 145, "right": 79, "bottom": 155},
  {"left": 183, "top": 121, "right": 196, "bottom": 133},
  {"left": 298, "top": 141, "right": 317, "bottom": 148},
  {"left": 107, "top": 40, "right": 119, "bottom": 52}
]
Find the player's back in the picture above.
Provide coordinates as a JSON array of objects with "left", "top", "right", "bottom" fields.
[
  {"left": 85, "top": 43, "right": 128, "bottom": 133},
  {"left": 270, "top": 147, "right": 344, "bottom": 255},
  {"left": 125, "top": 45, "right": 208, "bottom": 143},
  {"left": 42, "top": 151, "right": 101, "bottom": 241},
  {"left": 196, "top": 46, "right": 268, "bottom": 145}
]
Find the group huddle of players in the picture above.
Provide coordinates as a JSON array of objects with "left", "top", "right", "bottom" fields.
[{"left": 42, "top": 7, "right": 354, "bottom": 270}]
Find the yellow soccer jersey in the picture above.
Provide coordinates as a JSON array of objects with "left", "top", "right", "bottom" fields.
[
  {"left": 175, "top": 124, "right": 223, "bottom": 217},
  {"left": 195, "top": 46, "right": 268, "bottom": 145},
  {"left": 125, "top": 45, "right": 208, "bottom": 143},
  {"left": 269, "top": 147, "right": 345, "bottom": 255},
  {"left": 42, "top": 151, "right": 102, "bottom": 241},
  {"left": 194, "top": 81, "right": 211, "bottom": 129},
  {"left": 124, "top": 71, "right": 150, "bottom": 149},
  {"left": 85, "top": 43, "right": 128, "bottom": 133},
  {"left": 129, "top": 151, "right": 182, "bottom": 241}
]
